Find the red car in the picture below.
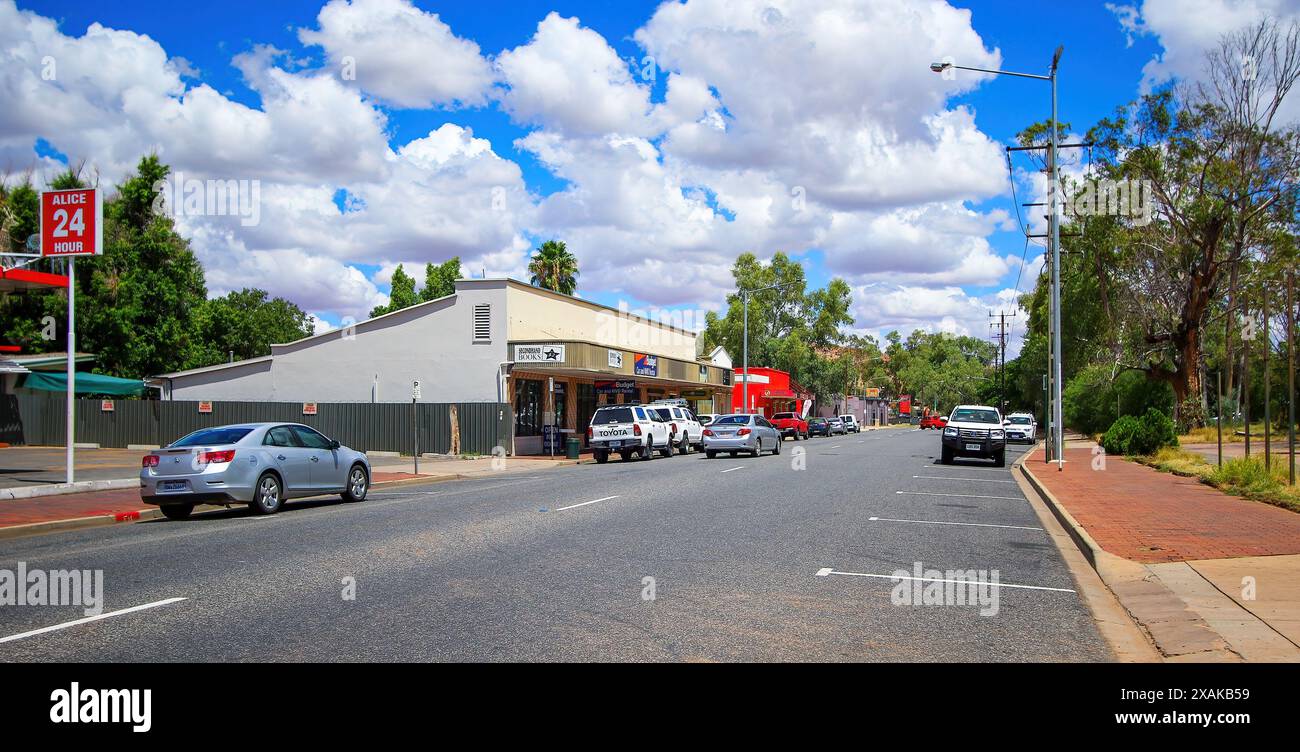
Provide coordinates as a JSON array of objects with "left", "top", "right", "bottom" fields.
[
  {"left": 770, "top": 411, "right": 809, "bottom": 440},
  {"left": 919, "top": 414, "right": 948, "bottom": 430}
]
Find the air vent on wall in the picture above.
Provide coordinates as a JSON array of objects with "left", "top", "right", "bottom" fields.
[{"left": 472, "top": 303, "right": 491, "bottom": 342}]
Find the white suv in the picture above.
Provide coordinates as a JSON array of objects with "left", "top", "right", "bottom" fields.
[
  {"left": 839, "top": 415, "right": 860, "bottom": 433},
  {"left": 1003, "top": 413, "right": 1037, "bottom": 443},
  {"left": 587, "top": 405, "right": 673, "bottom": 463},
  {"left": 649, "top": 401, "right": 704, "bottom": 454}
]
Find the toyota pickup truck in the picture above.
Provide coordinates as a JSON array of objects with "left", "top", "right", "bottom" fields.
[
  {"left": 769, "top": 412, "right": 808, "bottom": 440},
  {"left": 940, "top": 404, "right": 1006, "bottom": 466},
  {"left": 586, "top": 405, "right": 673, "bottom": 463}
]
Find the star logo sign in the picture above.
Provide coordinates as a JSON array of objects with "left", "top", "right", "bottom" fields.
[{"left": 543, "top": 348, "right": 560, "bottom": 360}]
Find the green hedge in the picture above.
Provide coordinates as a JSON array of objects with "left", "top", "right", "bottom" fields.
[{"left": 1101, "top": 408, "right": 1178, "bottom": 456}]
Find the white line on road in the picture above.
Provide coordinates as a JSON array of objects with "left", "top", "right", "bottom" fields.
[
  {"left": 0, "top": 597, "right": 187, "bottom": 644},
  {"left": 720, "top": 466, "right": 745, "bottom": 473},
  {"left": 868, "top": 516, "right": 1042, "bottom": 531},
  {"left": 896, "top": 490, "right": 1023, "bottom": 500},
  {"left": 554, "top": 495, "right": 620, "bottom": 511},
  {"left": 913, "top": 475, "right": 1016, "bottom": 484},
  {"left": 815, "top": 568, "right": 1074, "bottom": 593}
]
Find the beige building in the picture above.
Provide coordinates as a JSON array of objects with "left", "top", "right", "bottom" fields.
[{"left": 153, "top": 278, "right": 732, "bottom": 455}]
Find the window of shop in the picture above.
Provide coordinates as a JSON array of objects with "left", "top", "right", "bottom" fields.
[
  {"left": 514, "top": 378, "right": 544, "bottom": 436},
  {"left": 552, "top": 381, "right": 567, "bottom": 429}
]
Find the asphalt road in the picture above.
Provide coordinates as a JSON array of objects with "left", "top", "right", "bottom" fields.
[{"left": 0, "top": 428, "right": 1110, "bottom": 662}]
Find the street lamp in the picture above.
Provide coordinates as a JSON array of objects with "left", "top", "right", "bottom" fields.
[
  {"left": 930, "top": 47, "right": 1065, "bottom": 471},
  {"left": 738, "top": 281, "right": 800, "bottom": 414}
]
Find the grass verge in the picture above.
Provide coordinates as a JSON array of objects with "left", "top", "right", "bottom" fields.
[{"left": 1137, "top": 446, "right": 1300, "bottom": 513}]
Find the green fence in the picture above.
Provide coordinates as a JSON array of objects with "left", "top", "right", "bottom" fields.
[{"left": 1, "top": 393, "right": 513, "bottom": 456}]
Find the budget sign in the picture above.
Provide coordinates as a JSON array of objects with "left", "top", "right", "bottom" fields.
[{"left": 41, "top": 188, "right": 103, "bottom": 257}]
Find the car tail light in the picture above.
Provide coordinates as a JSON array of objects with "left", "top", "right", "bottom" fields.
[
  {"left": 586, "top": 426, "right": 593, "bottom": 440},
  {"left": 142, "top": 455, "right": 159, "bottom": 468},
  {"left": 633, "top": 424, "right": 642, "bottom": 436},
  {"left": 670, "top": 423, "right": 677, "bottom": 433},
  {"left": 197, "top": 450, "right": 236, "bottom": 464},
  {"left": 737, "top": 428, "right": 751, "bottom": 436},
  {"left": 703, "top": 428, "right": 714, "bottom": 437}
]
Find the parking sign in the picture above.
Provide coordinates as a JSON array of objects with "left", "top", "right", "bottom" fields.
[{"left": 40, "top": 188, "right": 103, "bottom": 257}]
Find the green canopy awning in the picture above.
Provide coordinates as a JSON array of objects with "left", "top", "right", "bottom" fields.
[{"left": 20, "top": 371, "right": 147, "bottom": 396}]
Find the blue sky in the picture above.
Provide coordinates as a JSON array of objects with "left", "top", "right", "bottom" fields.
[{"left": 4, "top": 0, "right": 1218, "bottom": 349}]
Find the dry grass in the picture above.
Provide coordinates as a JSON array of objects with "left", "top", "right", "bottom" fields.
[
  {"left": 1137, "top": 446, "right": 1300, "bottom": 513},
  {"left": 1179, "top": 422, "right": 1295, "bottom": 445}
]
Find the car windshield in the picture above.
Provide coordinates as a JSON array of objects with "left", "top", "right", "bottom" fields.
[
  {"left": 1009, "top": 416, "right": 1033, "bottom": 425},
  {"left": 593, "top": 408, "right": 634, "bottom": 424},
  {"left": 951, "top": 408, "right": 1000, "bottom": 424},
  {"left": 171, "top": 427, "right": 253, "bottom": 447},
  {"left": 713, "top": 415, "right": 750, "bottom": 425},
  {"left": 772, "top": 412, "right": 795, "bottom": 419}
]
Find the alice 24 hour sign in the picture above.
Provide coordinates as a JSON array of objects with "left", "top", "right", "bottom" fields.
[{"left": 40, "top": 188, "right": 103, "bottom": 257}]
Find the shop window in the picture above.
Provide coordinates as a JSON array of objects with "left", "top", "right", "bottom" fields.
[{"left": 514, "top": 379, "right": 544, "bottom": 436}]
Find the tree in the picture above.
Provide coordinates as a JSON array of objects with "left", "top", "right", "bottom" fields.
[
  {"left": 420, "top": 257, "right": 461, "bottom": 302},
  {"left": 191, "top": 289, "right": 315, "bottom": 366},
  {"left": 369, "top": 264, "right": 418, "bottom": 318},
  {"left": 528, "top": 240, "right": 579, "bottom": 295}
]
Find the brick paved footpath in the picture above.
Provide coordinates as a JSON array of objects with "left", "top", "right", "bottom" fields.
[{"left": 1027, "top": 447, "right": 1300, "bottom": 563}]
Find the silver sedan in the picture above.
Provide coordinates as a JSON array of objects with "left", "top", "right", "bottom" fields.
[
  {"left": 702, "top": 414, "right": 782, "bottom": 458},
  {"left": 140, "top": 422, "right": 372, "bottom": 519}
]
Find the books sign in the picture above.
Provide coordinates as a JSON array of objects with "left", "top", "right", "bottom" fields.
[{"left": 516, "top": 343, "right": 565, "bottom": 363}]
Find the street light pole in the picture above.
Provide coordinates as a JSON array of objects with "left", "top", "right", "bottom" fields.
[{"left": 932, "top": 47, "right": 1064, "bottom": 470}]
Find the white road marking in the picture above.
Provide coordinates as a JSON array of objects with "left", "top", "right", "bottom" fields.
[
  {"left": 896, "top": 490, "right": 1023, "bottom": 500},
  {"left": 0, "top": 597, "right": 187, "bottom": 644},
  {"left": 554, "top": 495, "right": 620, "bottom": 511},
  {"left": 913, "top": 475, "right": 1016, "bottom": 484},
  {"left": 868, "top": 516, "right": 1042, "bottom": 531},
  {"left": 720, "top": 466, "right": 745, "bottom": 473},
  {"left": 814, "top": 569, "right": 1074, "bottom": 593}
]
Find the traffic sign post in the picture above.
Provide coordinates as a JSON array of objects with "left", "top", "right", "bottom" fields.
[{"left": 40, "top": 187, "right": 103, "bottom": 484}]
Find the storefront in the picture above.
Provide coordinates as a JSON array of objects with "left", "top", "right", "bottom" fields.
[{"left": 508, "top": 340, "right": 733, "bottom": 454}]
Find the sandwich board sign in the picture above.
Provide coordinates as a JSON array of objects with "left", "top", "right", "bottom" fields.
[{"left": 41, "top": 188, "right": 103, "bottom": 257}]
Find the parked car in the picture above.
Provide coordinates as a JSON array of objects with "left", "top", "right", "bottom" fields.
[
  {"left": 919, "top": 414, "right": 948, "bottom": 430},
  {"left": 697, "top": 413, "right": 719, "bottom": 426},
  {"left": 839, "top": 415, "right": 861, "bottom": 433},
  {"left": 940, "top": 404, "right": 1006, "bottom": 466},
  {"left": 587, "top": 405, "right": 674, "bottom": 463},
  {"left": 1003, "top": 412, "right": 1037, "bottom": 443},
  {"left": 827, "top": 417, "right": 846, "bottom": 435},
  {"left": 702, "top": 414, "right": 782, "bottom": 458},
  {"left": 807, "top": 417, "right": 831, "bottom": 437},
  {"left": 649, "top": 401, "right": 704, "bottom": 454},
  {"left": 141, "top": 423, "right": 371, "bottom": 519},
  {"left": 770, "top": 411, "right": 809, "bottom": 440}
]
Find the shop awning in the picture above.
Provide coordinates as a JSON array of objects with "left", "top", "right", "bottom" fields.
[{"left": 20, "top": 371, "right": 147, "bottom": 396}]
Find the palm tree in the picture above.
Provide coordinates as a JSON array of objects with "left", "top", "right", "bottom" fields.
[{"left": 528, "top": 240, "right": 579, "bottom": 295}]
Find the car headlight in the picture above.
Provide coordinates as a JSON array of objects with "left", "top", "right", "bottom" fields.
[
  {"left": 943, "top": 427, "right": 957, "bottom": 437},
  {"left": 991, "top": 429, "right": 1004, "bottom": 439}
]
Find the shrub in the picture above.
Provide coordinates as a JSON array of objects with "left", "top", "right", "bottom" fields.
[
  {"left": 1100, "top": 408, "right": 1177, "bottom": 456},
  {"left": 1063, "top": 364, "right": 1175, "bottom": 436}
]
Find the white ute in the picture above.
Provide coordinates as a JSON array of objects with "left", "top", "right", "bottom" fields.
[
  {"left": 649, "top": 399, "right": 704, "bottom": 454},
  {"left": 586, "top": 405, "right": 673, "bottom": 463}
]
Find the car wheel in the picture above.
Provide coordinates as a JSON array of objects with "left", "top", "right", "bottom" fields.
[
  {"left": 159, "top": 503, "right": 193, "bottom": 521},
  {"left": 772, "top": 436, "right": 781, "bottom": 455},
  {"left": 642, "top": 442, "right": 654, "bottom": 461},
  {"left": 595, "top": 450, "right": 608, "bottom": 464},
  {"left": 678, "top": 434, "right": 690, "bottom": 455},
  {"left": 994, "top": 449, "right": 1006, "bottom": 467},
  {"left": 659, "top": 442, "right": 674, "bottom": 458},
  {"left": 619, "top": 451, "right": 632, "bottom": 461},
  {"left": 250, "top": 472, "right": 283, "bottom": 515},
  {"left": 341, "top": 464, "right": 369, "bottom": 502},
  {"left": 940, "top": 446, "right": 954, "bottom": 465},
  {"left": 706, "top": 450, "right": 717, "bottom": 459}
]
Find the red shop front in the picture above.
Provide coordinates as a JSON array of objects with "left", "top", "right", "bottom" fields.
[{"left": 731, "top": 367, "right": 812, "bottom": 416}]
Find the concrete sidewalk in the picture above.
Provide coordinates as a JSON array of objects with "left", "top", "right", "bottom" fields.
[
  {"left": 1020, "top": 437, "right": 1300, "bottom": 662},
  {"left": 0, "top": 454, "right": 586, "bottom": 540}
]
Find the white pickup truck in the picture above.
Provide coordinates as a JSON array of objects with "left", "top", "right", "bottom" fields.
[
  {"left": 648, "top": 400, "right": 705, "bottom": 454},
  {"left": 586, "top": 405, "right": 674, "bottom": 463}
]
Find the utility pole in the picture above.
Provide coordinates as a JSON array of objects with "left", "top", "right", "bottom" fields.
[
  {"left": 989, "top": 311, "right": 1015, "bottom": 415},
  {"left": 1288, "top": 268, "right": 1295, "bottom": 485},
  {"left": 1264, "top": 282, "right": 1271, "bottom": 472}
]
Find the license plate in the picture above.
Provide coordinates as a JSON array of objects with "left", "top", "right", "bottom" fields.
[
  {"left": 606, "top": 440, "right": 622, "bottom": 448},
  {"left": 716, "top": 431, "right": 734, "bottom": 437},
  {"left": 965, "top": 443, "right": 982, "bottom": 451},
  {"left": 158, "top": 480, "right": 188, "bottom": 493}
]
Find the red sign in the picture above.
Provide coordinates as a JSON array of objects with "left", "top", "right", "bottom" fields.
[
  {"left": 100, "top": 399, "right": 114, "bottom": 412},
  {"left": 40, "top": 188, "right": 103, "bottom": 257},
  {"left": 898, "top": 395, "right": 912, "bottom": 415},
  {"left": 198, "top": 401, "right": 213, "bottom": 414},
  {"left": 302, "top": 402, "right": 318, "bottom": 415}
]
